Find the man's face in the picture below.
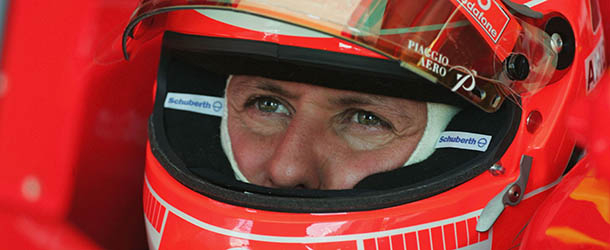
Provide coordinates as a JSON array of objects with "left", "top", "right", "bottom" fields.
[{"left": 226, "top": 75, "right": 427, "bottom": 189}]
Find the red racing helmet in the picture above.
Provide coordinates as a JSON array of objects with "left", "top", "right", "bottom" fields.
[{"left": 121, "top": 0, "right": 606, "bottom": 249}]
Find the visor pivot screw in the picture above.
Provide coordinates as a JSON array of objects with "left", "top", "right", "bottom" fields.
[
  {"left": 550, "top": 33, "right": 564, "bottom": 54},
  {"left": 508, "top": 184, "right": 522, "bottom": 203},
  {"left": 505, "top": 54, "right": 530, "bottom": 81},
  {"left": 526, "top": 110, "right": 543, "bottom": 133},
  {"left": 489, "top": 164, "right": 505, "bottom": 176}
]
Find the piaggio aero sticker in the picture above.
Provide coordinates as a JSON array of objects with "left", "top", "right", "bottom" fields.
[
  {"left": 585, "top": 37, "right": 606, "bottom": 94},
  {"left": 408, "top": 40, "right": 450, "bottom": 77},
  {"left": 407, "top": 40, "right": 480, "bottom": 95},
  {"left": 450, "top": 66, "right": 478, "bottom": 92}
]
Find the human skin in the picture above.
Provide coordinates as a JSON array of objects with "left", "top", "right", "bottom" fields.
[{"left": 226, "top": 75, "right": 427, "bottom": 189}]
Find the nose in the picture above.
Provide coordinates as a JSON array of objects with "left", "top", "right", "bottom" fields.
[{"left": 266, "top": 115, "right": 324, "bottom": 189}]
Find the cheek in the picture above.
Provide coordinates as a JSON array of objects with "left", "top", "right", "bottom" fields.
[
  {"left": 332, "top": 139, "right": 419, "bottom": 187},
  {"left": 227, "top": 112, "right": 277, "bottom": 182},
  {"left": 340, "top": 132, "right": 394, "bottom": 151}
]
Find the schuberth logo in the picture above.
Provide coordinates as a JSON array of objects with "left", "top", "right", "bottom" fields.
[
  {"left": 437, "top": 131, "right": 492, "bottom": 152},
  {"left": 164, "top": 92, "right": 224, "bottom": 117},
  {"left": 213, "top": 101, "right": 223, "bottom": 112},
  {"left": 455, "top": 0, "right": 510, "bottom": 43}
]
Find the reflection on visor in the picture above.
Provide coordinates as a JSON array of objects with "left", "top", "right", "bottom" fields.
[{"left": 123, "top": 0, "right": 557, "bottom": 112}]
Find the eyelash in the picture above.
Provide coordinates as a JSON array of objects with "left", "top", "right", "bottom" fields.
[
  {"left": 244, "top": 96, "right": 394, "bottom": 130},
  {"left": 244, "top": 95, "right": 293, "bottom": 116},
  {"left": 343, "top": 109, "right": 393, "bottom": 130}
]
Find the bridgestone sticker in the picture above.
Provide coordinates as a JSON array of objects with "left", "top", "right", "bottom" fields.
[
  {"left": 436, "top": 131, "right": 492, "bottom": 152},
  {"left": 164, "top": 92, "right": 224, "bottom": 117}
]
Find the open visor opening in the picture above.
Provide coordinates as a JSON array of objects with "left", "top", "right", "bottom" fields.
[
  {"left": 148, "top": 33, "right": 522, "bottom": 211},
  {"left": 123, "top": 0, "right": 557, "bottom": 112}
]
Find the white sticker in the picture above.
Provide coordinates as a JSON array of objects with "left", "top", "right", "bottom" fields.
[
  {"left": 455, "top": 0, "right": 510, "bottom": 43},
  {"left": 164, "top": 92, "right": 224, "bottom": 117},
  {"left": 585, "top": 36, "right": 606, "bottom": 94},
  {"left": 436, "top": 131, "right": 492, "bottom": 152},
  {"left": 449, "top": 66, "right": 478, "bottom": 92}
]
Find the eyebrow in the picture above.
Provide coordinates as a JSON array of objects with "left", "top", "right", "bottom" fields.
[{"left": 255, "top": 81, "right": 299, "bottom": 99}]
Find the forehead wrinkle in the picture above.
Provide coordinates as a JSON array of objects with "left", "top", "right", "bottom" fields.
[
  {"left": 330, "top": 95, "right": 378, "bottom": 106},
  {"left": 255, "top": 80, "right": 299, "bottom": 99},
  {"left": 230, "top": 76, "right": 299, "bottom": 99}
]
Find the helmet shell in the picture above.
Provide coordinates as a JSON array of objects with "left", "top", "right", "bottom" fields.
[{"left": 135, "top": 0, "right": 607, "bottom": 249}]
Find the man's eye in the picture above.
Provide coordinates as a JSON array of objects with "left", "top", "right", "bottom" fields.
[
  {"left": 255, "top": 97, "right": 290, "bottom": 115},
  {"left": 352, "top": 111, "right": 383, "bottom": 127}
]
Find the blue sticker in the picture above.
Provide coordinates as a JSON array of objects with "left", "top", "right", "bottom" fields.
[
  {"left": 436, "top": 131, "right": 492, "bottom": 152},
  {"left": 164, "top": 92, "right": 224, "bottom": 117}
]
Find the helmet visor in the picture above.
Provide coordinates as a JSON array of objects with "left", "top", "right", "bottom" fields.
[{"left": 124, "top": 0, "right": 557, "bottom": 112}]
